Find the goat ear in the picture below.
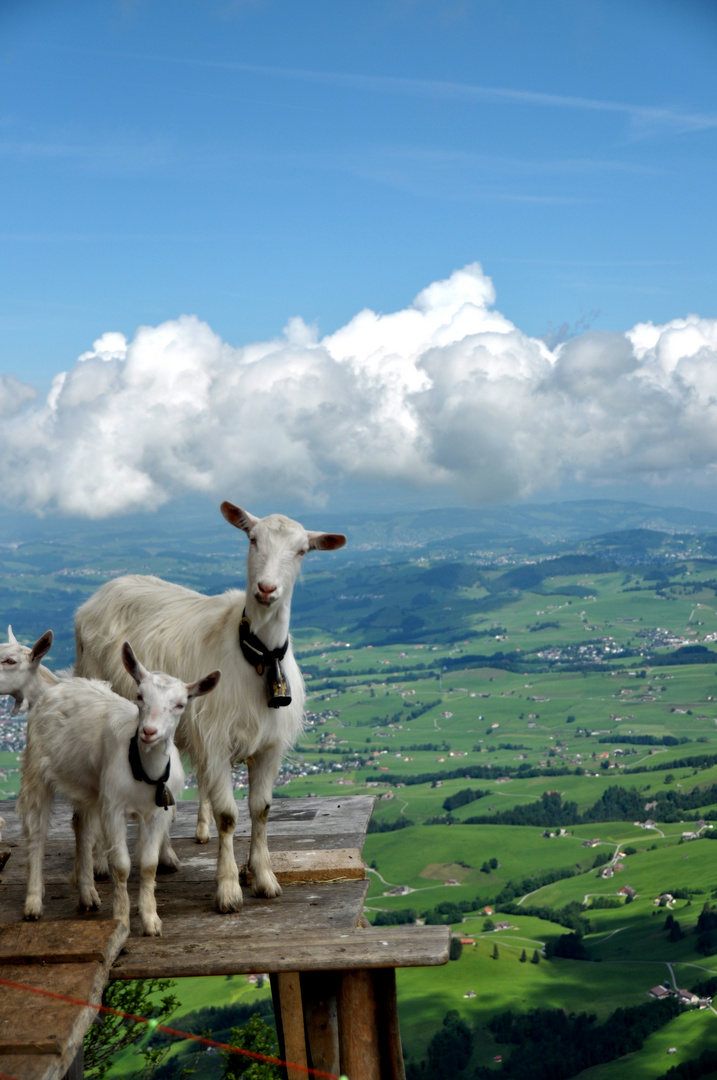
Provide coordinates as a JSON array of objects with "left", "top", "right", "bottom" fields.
[
  {"left": 220, "top": 502, "right": 259, "bottom": 534},
  {"left": 121, "top": 642, "right": 149, "bottom": 685},
  {"left": 30, "top": 631, "right": 53, "bottom": 666},
  {"left": 7, "top": 625, "right": 18, "bottom": 645},
  {"left": 187, "top": 670, "right": 221, "bottom": 699},
  {"left": 307, "top": 531, "right": 347, "bottom": 552}
]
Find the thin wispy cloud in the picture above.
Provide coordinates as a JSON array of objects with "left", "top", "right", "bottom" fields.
[
  {"left": 110, "top": 51, "right": 717, "bottom": 138},
  {"left": 37, "top": 44, "right": 717, "bottom": 139}
]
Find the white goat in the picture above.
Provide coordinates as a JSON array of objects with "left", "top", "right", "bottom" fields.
[
  {"left": 0, "top": 626, "right": 56, "bottom": 713},
  {"left": 18, "top": 642, "right": 220, "bottom": 935},
  {"left": 74, "top": 502, "right": 346, "bottom": 913}
]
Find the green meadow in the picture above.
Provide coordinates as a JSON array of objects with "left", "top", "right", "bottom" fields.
[{"left": 6, "top": 503, "right": 717, "bottom": 1077}]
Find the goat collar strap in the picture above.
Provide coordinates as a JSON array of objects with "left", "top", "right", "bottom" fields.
[
  {"left": 239, "top": 609, "right": 291, "bottom": 709},
  {"left": 128, "top": 729, "right": 175, "bottom": 811}
]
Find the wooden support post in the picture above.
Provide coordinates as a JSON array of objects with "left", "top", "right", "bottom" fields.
[
  {"left": 270, "top": 971, "right": 308, "bottom": 1080},
  {"left": 373, "top": 968, "right": 406, "bottom": 1080},
  {"left": 337, "top": 968, "right": 381, "bottom": 1080},
  {"left": 301, "top": 971, "right": 340, "bottom": 1077}
]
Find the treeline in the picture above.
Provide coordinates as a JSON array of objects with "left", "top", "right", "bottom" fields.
[
  {"left": 372, "top": 908, "right": 417, "bottom": 926},
  {"left": 460, "top": 784, "right": 717, "bottom": 828},
  {"left": 464, "top": 790, "right": 580, "bottom": 827},
  {"left": 374, "top": 762, "right": 577, "bottom": 788},
  {"left": 356, "top": 697, "right": 443, "bottom": 727},
  {"left": 599, "top": 733, "right": 689, "bottom": 747},
  {"left": 496, "top": 899, "right": 589, "bottom": 934},
  {"left": 407, "top": 998, "right": 681, "bottom": 1080},
  {"left": 626, "top": 749, "right": 716, "bottom": 775},
  {"left": 441, "top": 786, "right": 489, "bottom": 811},
  {"left": 373, "top": 888, "right": 593, "bottom": 932},
  {"left": 366, "top": 816, "right": 415, "bottom": 833},
  {"left": 476, "top": 998, "right": 682, "bottom": 1080},
  {"left": 649, "top": 644, "right": 717, "bottom": 666},
  {"left": 421, "top": 898, "right": 487, "bottom": 925}
]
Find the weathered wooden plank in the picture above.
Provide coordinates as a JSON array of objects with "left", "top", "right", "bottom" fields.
[
  {"left": 0, "top": 920, "right": 127, "bottom": 967},
  {"left": 0, "top": 878, "right": 370, "bottom": 942},
  {"left": 0, "top": 795, "right": 375, "bottom": 887},
  {"left": 0, "top": 962, "right": 107, "bottom": 1077},
  {"left": 241, "top": 848, "right": 365, "bottom": 885},
  {"left": 110, "top": 925, "right": 450, "bottom": 979}
]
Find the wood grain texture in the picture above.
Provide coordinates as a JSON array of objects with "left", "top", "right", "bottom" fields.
[
  {"left": 110, "top": 924, "right": 449, "bottom": 979},
  {"left": 241, "top": 847, "right": 365, "bottom": 885},
  {"left": 273, "top": 972, "right": 307, "bottom": 1080},
  {"left": 0, "top": 920, "right": 127, "bottom": 966},
  {"left": 337, "top": 969, "right": 381, "bottom": 1080},
  {"left": 0, "top": 959, "right": 117, "bottom": 1080}
]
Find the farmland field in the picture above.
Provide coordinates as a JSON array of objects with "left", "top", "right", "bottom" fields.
[{"left": 5, "top": 498, "right": 717, "bottom": 1078}]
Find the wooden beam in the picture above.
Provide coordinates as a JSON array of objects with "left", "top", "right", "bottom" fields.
[
  {"left": 241, "top": 848, "right": 365, "bottom": 885},
  {"left": 110, "top": 925, "right": 451, "bottom": 979}
]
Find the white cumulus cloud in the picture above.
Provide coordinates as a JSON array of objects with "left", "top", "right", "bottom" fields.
[{"left": 2, "top": 263, "right": 717, "bottom": 518}]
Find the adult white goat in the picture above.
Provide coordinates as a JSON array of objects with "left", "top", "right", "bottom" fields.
[
  {"left": 18, "top": 642, "right": 220, "bottom": 935},
  {"left": 74, "top": 502, "right": 346, "bottom": 913},
  {"left": 0, "top": 626, "right": 56, "bottom": 713}
]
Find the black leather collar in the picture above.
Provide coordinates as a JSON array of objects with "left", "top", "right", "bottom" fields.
[
  {"left": 239, "top": 609, "right": 291, "bottom": 708},
  {"left": 128, "top": 728, "right": 175, "bottom": 810}
]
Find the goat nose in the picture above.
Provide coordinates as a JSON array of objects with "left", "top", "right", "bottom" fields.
[
  {"left": 258, "top": 582, "right": 276, "bottom": 595},
  {"left": 142, "top": 726, "right": 157, "bottom": 740}
]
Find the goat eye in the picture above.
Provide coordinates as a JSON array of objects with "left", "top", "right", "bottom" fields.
[
  {"left": 136, "top": 693, "right": 144, "bottom": 703},
  {"left": 1, "top": 658, "right": 16, "bottom": 666}
]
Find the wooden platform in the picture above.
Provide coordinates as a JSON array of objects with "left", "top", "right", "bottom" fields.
[{"left": 0, "top": 795, "right": 450, "bottom": 1080}]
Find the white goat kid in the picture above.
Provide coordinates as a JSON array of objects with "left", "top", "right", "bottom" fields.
[
  {"left": 0, "top": 626, "right": 56, "bottom": 713},
  {"left": 74, "top": 502, "right": 346, "bottom": 913},
  {"left": 19, "top": 643, "right": 220, "bottom": 935}
]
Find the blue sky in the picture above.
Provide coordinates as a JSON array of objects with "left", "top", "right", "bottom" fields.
[{"left": 1, "top": 0, "right": 717, "bottom": 519}]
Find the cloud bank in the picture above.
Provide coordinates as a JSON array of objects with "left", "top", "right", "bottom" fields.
[{"left": 3, "top": 263, "right": 717, "bottom": 518}]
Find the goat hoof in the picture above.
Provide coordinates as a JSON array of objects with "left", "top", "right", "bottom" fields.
[
  {"left": 78, "top": 888, "right": 101, "bottom": 912},
  {"left": 23, "top": 910, "right": 42, "bottom": 922},
  {"left": 157, "top": 860, "right": 181, "bottom": 874},
  {"left": 194, "top": 832, "right": 210, "bottom": 845},
  {"left": 142, "top": 917, "right": 163, "bottom": 937},
  {"left": 215, "top": 883, "right": 243, "bottom": 913},
  {"left": 251, "top": 872, "right": 282, "bottom": 899}
]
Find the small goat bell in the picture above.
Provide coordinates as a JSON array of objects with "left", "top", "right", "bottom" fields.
[
  {"left": 156, "top": 782, "right": 176, "bottom": 811},
  {"left": 266, "top": 659, "right": 291, "bottom": 709}
]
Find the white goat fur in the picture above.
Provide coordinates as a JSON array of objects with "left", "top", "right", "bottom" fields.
[
  {"left": 74, "top": 502, "right": 346, "bottom": 913},
  {"left": 18, "top": 643, "right": 219, "bottom": 935},
  {"left": 0, "top": 626, "right": 56, "bottom": 714}
]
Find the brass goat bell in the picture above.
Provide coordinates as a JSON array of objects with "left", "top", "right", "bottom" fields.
[{"left": 267, "top": 659, "right": 291, "bottom": 709}]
